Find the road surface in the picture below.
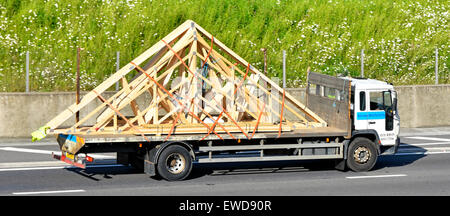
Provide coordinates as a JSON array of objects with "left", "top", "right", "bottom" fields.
[{"left": 1, "top": 128, "right": 450, "bottom": 196}]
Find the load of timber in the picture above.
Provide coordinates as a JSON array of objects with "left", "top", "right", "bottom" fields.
[{"left": 32, "top": 20, "right": 327, "bottom": 144}]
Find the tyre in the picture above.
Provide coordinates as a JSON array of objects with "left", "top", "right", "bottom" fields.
[
  {"left": 156, "top": 145, "right": 193, "bottom": 181},
  {"left": 346, "top": 137, "right": 378, "bottom": 172}
]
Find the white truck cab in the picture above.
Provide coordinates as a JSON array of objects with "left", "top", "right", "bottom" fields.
[{"left": 342, "top": 77, "right": 400, "bottom": 152}]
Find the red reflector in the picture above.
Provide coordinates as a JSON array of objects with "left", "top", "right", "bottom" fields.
[{"left": 86, "top": 156, "right": 94, "bottom": 162}]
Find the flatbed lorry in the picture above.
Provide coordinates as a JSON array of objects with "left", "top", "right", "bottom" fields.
[
  {"left": 32, "top": 21, "right": 400, "bottom": 181},
  {"left": 52, "top": 71, "right": 400, "bottom": 181}
]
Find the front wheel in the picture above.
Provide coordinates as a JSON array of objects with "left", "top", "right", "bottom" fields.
[
  {"left": 346, "top": 137, "right": 378, "bottom": 172},
  {"left": 156, "top": 145, "right": 193, "bottom": 181}
]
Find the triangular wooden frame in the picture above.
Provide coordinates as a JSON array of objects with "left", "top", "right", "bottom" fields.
[{"left": 43, "top": 20, "right": 326, "bottom": 140}]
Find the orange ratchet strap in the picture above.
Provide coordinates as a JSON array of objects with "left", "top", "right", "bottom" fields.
[
  {"left": 201, "top": 35, "right": 214, "bottom": 68},
  {"left": 204, "top": 63, "right": 251, "bottom": 140},
  {"left": 192, "top": 101, "right": 224, "bottom": 141},
  {"left": 130, "top": 62, "right": 221, "bottom": 141},
  {"left": 93, "top": 90, "right": 151, "bottom": 143},
  {"left": 212, "top": 97, "right": 250, "bottom": 140},
  {"left": 164, "top": 111, "right": 181, "bottom": 142},
  {"left": 200, "top": 63, "right": 251, "bottom": 140},
  {"left": 161, "top": 39, "right": 195, "bottom": 77},
  {"left": 250, "top": 103, "right": 266, "bottom": 139},
  {"left": 200, "top": 112, "right": 225, "bottom": 141},
  {"left": 165, "top": 97, "right": 194, "bottom": 141},
  {"left": 162, "top": 39, "right": 248, "bottom": 141},
  {"left": 160, "top": 39, "right": 252, "bottom": 141}
]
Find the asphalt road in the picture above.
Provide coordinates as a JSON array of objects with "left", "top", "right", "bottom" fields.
[{"left": 1, "top": 130, "right": 450, "bottom": 196}]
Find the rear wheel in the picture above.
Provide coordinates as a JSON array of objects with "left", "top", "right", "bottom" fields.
[
  {"left": 346, "top": 137, "right": 378, "bottom": 172},
  {"left": 156, "top": 145, "right": 193, "bottom": 181}
]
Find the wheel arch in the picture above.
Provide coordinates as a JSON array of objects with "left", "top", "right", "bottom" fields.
[
  {"left": 350, "top": 129, "right": 381, "bottom": 155},
  {"left": 154, "top": 141, "right": 195, "bottom": 164}
]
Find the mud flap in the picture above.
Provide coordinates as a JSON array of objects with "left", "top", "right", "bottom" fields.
[
  {"left": 144, "top": 159, "right": 156, "bottom": 176},
  {"left": 334, "top": 140, "right": 349, "bottom": 171},
  {"left": 144, "top": 147, "right": 158, "bottom": 176}
]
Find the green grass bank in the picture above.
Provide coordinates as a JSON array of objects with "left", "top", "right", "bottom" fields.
[{"left": 0, "top": 0, "right": 448, "bottom": 91}]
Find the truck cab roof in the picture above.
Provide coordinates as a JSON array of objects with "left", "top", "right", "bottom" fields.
[{"left": 339, "top": 76, "right": 394, "bottom": 91}]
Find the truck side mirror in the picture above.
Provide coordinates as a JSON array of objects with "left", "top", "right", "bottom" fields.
[{"left": 393, "top": 97, "right": 398, "bottom": 112}]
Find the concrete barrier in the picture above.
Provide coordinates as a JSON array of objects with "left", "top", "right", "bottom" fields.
[
  {"left": 396, "top": 85, "right": 450, "bottom": 128},
  {"left": 1, "top": 85, "right": 449, "bottom": 138}
]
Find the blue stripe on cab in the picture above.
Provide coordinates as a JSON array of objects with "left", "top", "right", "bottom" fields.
[{"left": 357, "top": 111, "right": 385, "bottom": 120}]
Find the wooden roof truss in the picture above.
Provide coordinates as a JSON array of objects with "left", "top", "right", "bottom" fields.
[{"left": 45, "top": 20, "right": 326, "bottom": 140}]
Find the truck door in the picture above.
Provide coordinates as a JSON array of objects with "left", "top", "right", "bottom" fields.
[
  {"left": 366, "top": 91, "right": 395, "bottom": 145},
  {"left": 354, "top": 90, "right": 368, "bottom": 130}
]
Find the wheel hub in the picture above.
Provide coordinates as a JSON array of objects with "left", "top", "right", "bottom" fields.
[
  {"left": 353, "top": 147, "right": 370, "bottom": 164},
  {"left": 166, "top": 153, "right": 186, "bottom": 174}
]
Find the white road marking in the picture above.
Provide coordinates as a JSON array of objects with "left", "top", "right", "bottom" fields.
[
  {"left": 346, "top": 174, "right": 407, "bottom": 179},
  {"left": 0, "top": 147, "right": 115, "bottom": 159},
  {"left": 0, "top": 161, "right": 66, "bottom": 168},
  {"left": 405, "top": 136, "right": 450, "bottom": 142},
  {"left": 0, "top": 142, "right": 56, "bottom": 147},
  {"left": 395, "top": 146, "right": 450, "bottom": 156},
  {"left": 395, "top": 151, "right": 450, "bottom": 156},
  {"left": 398, "top": 146, "right": 450, "bottom": 152},
  {"left": 0, "top": 166, "right": 72, "bottom": 172},
  {"left": 395, "top": 139, "right": 450, "bottom": 155},
  {"left": 0, "top": 147, "right": 54, "bottom": 154},
  {"left": 400, "top": 141, "right": 450, "bottom": 147},
  {"left": 0, "top": 164, "right": 124, "bottom": 172},
  {"left": 12, "top": 189, "right": 85, "bottom": 195}
]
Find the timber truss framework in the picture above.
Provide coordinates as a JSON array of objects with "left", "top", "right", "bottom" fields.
[{"left": 44, "top": 20, "right": 326, "bottom": 141}]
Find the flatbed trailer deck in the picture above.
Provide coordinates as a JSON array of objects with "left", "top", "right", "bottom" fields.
[{"left": 53, "top": 126, "right": 348, "bottom": 143}]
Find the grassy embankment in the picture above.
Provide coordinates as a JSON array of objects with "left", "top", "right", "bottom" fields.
[{"left": 0, "top": 0, "right": 448, "bottom": 91}]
